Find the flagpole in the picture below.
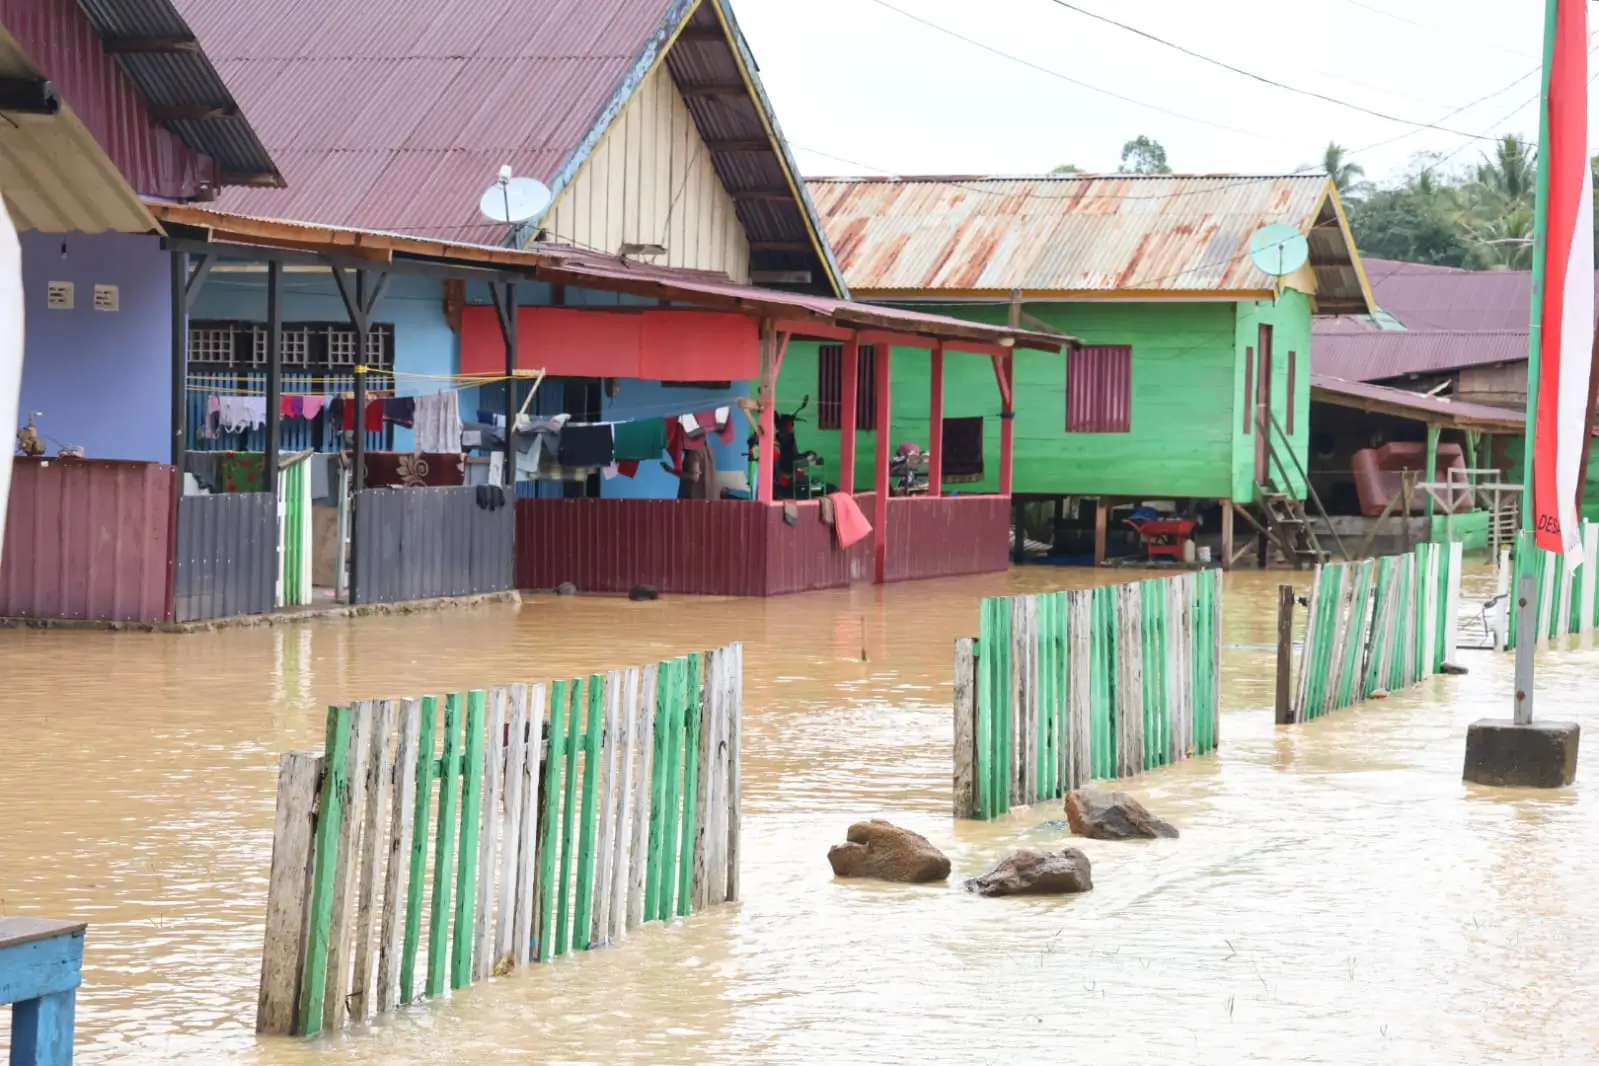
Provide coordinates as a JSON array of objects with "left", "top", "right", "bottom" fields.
[{"left": 1513, "top": 0, "right": 1561, "bottom": 726}]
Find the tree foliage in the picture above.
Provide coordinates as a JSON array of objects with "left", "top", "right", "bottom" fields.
[{"left": 1119, "top": 135, "right": 1171, "bottom": 174}]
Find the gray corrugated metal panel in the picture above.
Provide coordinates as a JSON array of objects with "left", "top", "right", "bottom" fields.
[
  {"left": 808, "top": 174, "right": 1341, "bottom": 297},
  {"left": 174, "top": 491, "right": 277, "bottom": 622},
  {"left": 75, "top": 0, "right": 282, "bottom": 183},
  {"left": 352, "top": 487, "right": 514, "bottom": 606},
  {"left": 1313, "top": 330, "right": 1531, "bottom": 382}
]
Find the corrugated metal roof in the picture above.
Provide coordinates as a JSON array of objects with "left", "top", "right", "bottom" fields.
[
  {"left": 1310, "top": 374, "right": 1525, "bottom": 431},
  {"left": 806, "top": 174, "right": 1372, "bottom": 311},
  {"left": 73, "top": 0, "right": 280, "bottom": 185},
  {"left": 1314, "top": 330, "right": 1530, "bottom": 382}
]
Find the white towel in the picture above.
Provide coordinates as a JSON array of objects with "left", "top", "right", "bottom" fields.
[{"left": 413, "top": 391, "right": 463, "bottom": 453}]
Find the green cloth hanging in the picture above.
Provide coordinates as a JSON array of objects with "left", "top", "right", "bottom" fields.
[
  {"left": 220, "top": 451, "right": 266, "bottom": 493},
  {"left": 612, "top": 418, "right": 668, "bottom": 461}
]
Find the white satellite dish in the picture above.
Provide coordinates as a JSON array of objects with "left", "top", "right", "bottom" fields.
[{"left": 478, "top": 166, "right": 552, "bottom": 225}]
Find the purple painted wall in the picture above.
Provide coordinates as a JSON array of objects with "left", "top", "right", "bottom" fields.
[{"left": 16, "top": 232, "right": 172, "bottom": 461}]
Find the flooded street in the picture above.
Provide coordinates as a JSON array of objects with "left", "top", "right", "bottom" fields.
[{"left": 3, "top": 567, "right": 1598, "bottom": 1065}]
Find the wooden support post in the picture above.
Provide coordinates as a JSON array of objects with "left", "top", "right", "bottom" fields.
[
  {"left": 928, "top": 343, "right": 944, "bottom": 496},
  {"left": 998, "top": 358, "right": 1015, "bottom": 498},
  {"left": 264, "top": 260, "right": 283, "bottom": 492},
  {"left": 873, "top": 341, "right": 892, "bottom": 584},
  {"left": 756, "top": 320, "right": 777, "bottom": 502},
  {"left": 1094, "top": 496, "right": 1110, "bottom": 566},
  {"left": 839, "top": 335, "right": 859, "bottom": 494},
  {"left": 1221, "top": 499, "right": 1235, "bottom": 569},
  {"left": 952, "top": 637, "right": 977, "bottom": 818},
  {"left": 1424, "top": 424, "right": 1440, "bottom": 524},
  {"left": 1275, "top": 584, "right": 1295, "bottom": 725},
  {"left": 493, "top": 282, "right": 519, "bottom": 486},
  {"left": 726, "top": 643, "right": 743, "bottom": 902}
]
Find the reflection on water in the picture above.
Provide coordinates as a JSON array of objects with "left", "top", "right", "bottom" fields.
[{"left": 2, "top": 566, "right": 1597, "bottom": 1064}]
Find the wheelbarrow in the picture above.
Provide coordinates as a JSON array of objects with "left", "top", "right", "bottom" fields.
[{"left": 1125, "top": 517, "right": 1195, "bottom": 562}]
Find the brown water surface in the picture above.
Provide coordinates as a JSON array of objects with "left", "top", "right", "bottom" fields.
[{"left": 2, "top": 567, "right": 1597, "bottom": 1065}]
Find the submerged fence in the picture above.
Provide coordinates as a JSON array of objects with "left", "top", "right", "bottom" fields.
[
  {"left": 952, "top": 570, "right": 1222, "bottom": 820},
  {"left": 1503, "top": 523, "right": 1599, "bottom": 650},
  {"left": 257, "top": 643, "right": 743, "bottom": 1037},
  {"left": 1285, "top": 543, "right": 1462, "bottom": 724}
]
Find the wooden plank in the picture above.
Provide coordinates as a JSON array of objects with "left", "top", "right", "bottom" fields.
[
  {"left": 323, "top": 700, "right": 374, "bottom": 1033},
  {"left": 645, "top": 662, "right": 671, "bottom": 922},
  {"left": 974, "top": 600, "right": 994, "bottom": 818},
  {"left": 1292, "top": 568, "right": 1320, "bottom": 723},
  {"left": 451, "top": 690, "right": 486, "bottom": 989},
  {"left": 1010, "top": 597, "right": 1028, "bottom": 806},
  {"left": 399, "top": 696, "right": 436, "bottom": 1005},
  {"left": 496, "top": 685, "right": 528, "bottom": 970},
  {"left": 627, "top": 664, "right": 658, "bottom": 930},
  {"left": 952, "top": 638, "right": 977, "bottom": 818},
  {"left": 1421, "top": 550, "right": 1439, "bottom": 677},
  {"left": 676, "top": 654, "right": 704, "bottom": 916},
  {"left": 691, "top": 652, "right": 715, "bottom": 907},
  {"left": 593, "top": 670, "right": 623, "bottom": 946},
  {"left": 376, "top": 699, "right": 420, "bottom": 1013},
  {"left": 349, "top": 698, "right": 394, "bottom": 1022},
  {"left": 658, "top": 659, "right": 687, "bottom": 921},
  {"left": 1115, "top": 583, "right": 1144, "bottom": 778},
  {"left": 473, "top": 689, "right": 505, "bottom": 981},
  {"left": 256, "top": 751, "right": 322, "bottom": 1035},
  {"left": 573, "top": 674, "right": 605, "bottom": 949},
  {"left": 1066, "top": 591, "right": 1091, "bottom": 790},
  {"left": 609, "top": 668, "right": 640, "bottom": 940},
  {"left": 537, "top": 681, "right": 569, "bottom": 963},
  {"left": 702, "top": 651, "right": 727, "bottom": 907},
  {"left": 514, "top": 684, "right": 546, "bottom": 968},
  {"left": 426, "top": 694, "right": 462, "bottom": 997},
  {"left": 554, "top": 678, "right": 584, "bottom": 955},
  {"left": 726, "top": 642, "right": 743, "bottom": 903}
]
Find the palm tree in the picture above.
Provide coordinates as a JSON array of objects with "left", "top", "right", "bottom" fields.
[
  {"left": 1320, "top": 142, "right": 1365, "bottom": 198},
  {"left": 1473, "top": 134, "right": 1536, "bottom": 204}
]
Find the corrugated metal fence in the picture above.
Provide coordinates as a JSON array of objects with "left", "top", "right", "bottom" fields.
[
  {"left": 0, "top": 459, "right": 176, "bottom": 623},
  {"left": 174, "top": 492, "right": 278, "bottom": 623},
  {"left": 353, "top": 487, "right": 514, "bottom": 605}
]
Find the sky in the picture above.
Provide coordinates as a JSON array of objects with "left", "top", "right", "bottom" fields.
[{"left": 731, "top": 0, "right": 1565, "bottom": 186}]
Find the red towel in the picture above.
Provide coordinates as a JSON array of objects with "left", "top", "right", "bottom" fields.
[{"left": 827, "top": 492, "right": 872, "bottom": 549}]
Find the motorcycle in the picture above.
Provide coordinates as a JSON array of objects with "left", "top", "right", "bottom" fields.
[{"left": 748, "top": 394, "right": 831, "bottom": 499}]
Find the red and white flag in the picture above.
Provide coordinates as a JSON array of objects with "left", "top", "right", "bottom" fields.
[{"left": 1532, "top": 0, "right": 1595, "bottom": 561}]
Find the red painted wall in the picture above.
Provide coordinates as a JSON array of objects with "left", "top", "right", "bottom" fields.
[
  {"left": 0, "top": 459, "right": 176, "bottom": 622},
  {"left": 461, "top": 306, "right": 759, "bottom": 380},
  {"left": 0, "top": 0, "right": 218, "bottom": 198}
]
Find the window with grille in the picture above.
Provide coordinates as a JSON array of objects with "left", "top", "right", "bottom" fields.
[
  {"left": 188, "top": 320, "right": 395, "bottom": 372},
  {"left": 1066, "top": 345, "right": 1132, "bottom": 433},
  {"left": 817, "top": 344, "right": 877, "bottom": 431}
]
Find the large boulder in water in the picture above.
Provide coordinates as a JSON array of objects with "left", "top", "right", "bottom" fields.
[
  {"left": 965, "top": 848, "right": 1093, "bottom": 897},
  {"left": 827, "top": 820, "right": 950, "bottom": 883},
  {"left": 1064, "top": 790, "right": 1179, "bottom": 840}
]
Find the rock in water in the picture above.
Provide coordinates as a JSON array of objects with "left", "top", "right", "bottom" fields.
[
  {"left": 827, "top": 820, "right": 950, "bottom": 883},
  {"left": 965, "top": 848, "right": 1093, "bottom": 897},
  {"left": 628, "top": 584, "right": 660, "bottom": 602},
  {"left": 1064, "top": 790, "right": 1179, "bottom": 840},
  {"left": 1439, "top": 662, "right": 1470, "bottom": 676},
  {"left": 554, "top": 581, "right": 578, "bottom": 597}
]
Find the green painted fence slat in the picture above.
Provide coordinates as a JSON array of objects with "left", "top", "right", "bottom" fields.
[
  {"left": 573, "top": 673, "right": 605, "bottom": 949},
  {"left": 399, "top": 695, "right": 437, "bottom": 1005},
  {"left": 645, "top": 663, "right": 670, "bottom": 918},
  {"left": 426, "top": 693, "right": 462, "bottom": 997},
  {"left": 296, "top": 704, "right": 352, "bottom": 1037},
  {"left": 451, "top": 689, "right": 486, "bottom": 988},
  {"left": 554, "top": 677, "right": 584, "bottom": 956},
  {"left": 676, "top": 654, "right": 703, "bottom": 917},
  {"left": 659, "top": 657, "right": 688, "bottom": 921},
  {"left": 536, "top": 680, "right": 569, "bottom": 963}
]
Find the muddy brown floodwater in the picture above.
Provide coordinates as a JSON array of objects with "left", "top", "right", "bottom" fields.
[{"left": 2, "top": 567, "right": 1598, "bottom": 1065}]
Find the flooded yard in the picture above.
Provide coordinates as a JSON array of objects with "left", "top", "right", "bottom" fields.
[{"left": 2, "top": 567, "right": 1596, "bottom": 1064}]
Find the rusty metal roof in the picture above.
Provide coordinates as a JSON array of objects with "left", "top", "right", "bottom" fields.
[
  {"left": 1310, "top": 374, "right": 1524, "bottom": 431},
  {"left": 1314, "top": 330, "right": 1530, "bottom": 383},
  {"left": 806, "top": 174, "right": 1374, "bottom": 314}
]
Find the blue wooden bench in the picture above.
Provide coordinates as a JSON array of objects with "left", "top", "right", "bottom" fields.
[{"left": 0, "top": 918, "right": 86, "bottom": 1066}]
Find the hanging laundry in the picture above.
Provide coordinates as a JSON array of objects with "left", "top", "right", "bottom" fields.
[
  {"left": 557, "top": 423, "right": 614, "bottom": 468},
  {"left": 342, "top": 397, "right": 384, "bottom": 433},
  {"left": 383, "top": 396, "right": 416, "bottom": 428},
  {"left": 665, "top": 417, "right": 710, "bottom": 474},
  {"left": 219, "top": 395, "right": 267, "bottom": 433},
  {"left": 474, "top": 485, "right": 506, "bottom": 511},
  {"left": 827, "top": 491, "right": 872, "bottom": 549},
  {"left": 204, "top": 395, "right": 221, "bottom": 440},
  {"left": 362, "top": 451, "right": 465, "bottom": 489},
  {"left": 301, "top": 395, "right": 326, "bottom": 420},
  {"left": 185, "top": 451, "right": 222, "bottom": 493},
  {"left": 612, "top": 417, "right": 668, "bottom": 462},
  {"left": 220, "top": 451, "right": 266, "bottom": 493},
  {"left": 616, "top": 460, "right": 640, "bottom": 478},
  {"left": 280, "top": 396, "right": 298, "bottom": 419},
  {"left": 414, "top": 391, "right": 463, "bottom": 452}
]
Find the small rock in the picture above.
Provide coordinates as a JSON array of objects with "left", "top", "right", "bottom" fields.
[
  {"left": 1029, "top": 819, "right": 1071, "bottom": 835},
  {"left": 1439, "top": 662, "right": 1469, "bottom": 676},
  {"left": 827, "top": 820, "right": 950, "bottom": 883},
  {"left": 1370, "top": 689, "right": 1389, "bottom": 700},
  {"left": 628, "top": 584, "right": 660, "bottom": 602},
  {"left": 1064, "top": 790, "right": 1179, "bottom": 840},
  {"left": 965, "top": 848, "right": 1093, "bottom": 897},
  {"left": 554, "top": 581, "right": 578, "bottom": 596}
]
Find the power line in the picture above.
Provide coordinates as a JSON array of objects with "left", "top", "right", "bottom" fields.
[
  {"left": 1334, "top": 0, "right": 1538, "bottom": 60},
  {"left": 859, "top": 0, "right": 1287, "bottom": 142},
  {"left": 1041, "top": 0, "right": 1531, "bottom": 143}
]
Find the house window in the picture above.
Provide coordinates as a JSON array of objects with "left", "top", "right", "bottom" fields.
[
  {"left": 941, "top": 416, "right": 985, "bottom": 479},
  {"left": 1066, "top": 345, "right": 1132, "bottom": 433},
  {"left": 188, "top": 320, "right": 395, "bottom": 372},
  {"left": 818, "top": 344, "right": 877, "bottom": 431}
]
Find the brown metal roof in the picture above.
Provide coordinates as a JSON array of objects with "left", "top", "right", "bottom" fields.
[
  {"left": 148, "top": 201, "right": 1068, "bottom": 352},
  {"left": 1310, "top": 374, "right": 1525, "bottom": 431},
  {"left": 805, "top": 173, "right": 1375, "bottom": 314},
  {"left": 1324, "top": 258, "right": 1599, "bottom": 333},
  {"left": 1314, "top": 330, "right": 1530, "bottom": 382}
]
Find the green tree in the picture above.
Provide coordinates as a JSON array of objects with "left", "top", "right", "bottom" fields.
[
  {"left": 1472, "top": 134, "right": 1536, "bottom": 204},
  {"left": 1348, "top": 184, "right": 1476, "bottom": 267},
  {"left": 1318, "top": 141, "right": 1365, "bottom": 199},
  {"left": 1119, "top": 135, "right": 1170, "bottom": 174},
  {"left": 1050, "top": 163, "right": 1082, "bottom": 174}
]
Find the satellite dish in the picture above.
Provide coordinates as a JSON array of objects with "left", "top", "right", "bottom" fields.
[
  {"left": 479, "top": 167, "right": 552, "bottom": 225},
  {"left": 1248, "top": 223, "right": 1310, "bottom": 278}
]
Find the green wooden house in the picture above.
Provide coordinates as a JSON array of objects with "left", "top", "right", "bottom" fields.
[{"left": 775, "top": 173, "right": 1375, "bottom": 564}]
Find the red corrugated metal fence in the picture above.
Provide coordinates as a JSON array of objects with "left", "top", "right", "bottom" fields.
[
  {"left": 881, "top": 496, "right": 1010, "bottom": 583},
  {"left": 0, "top": 459, "right": 176, "bottom": 622}
]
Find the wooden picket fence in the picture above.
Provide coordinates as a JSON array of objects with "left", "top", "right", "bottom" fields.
[
  {"left": 1502, "top": 523, "right": 1599, "bottom": 650},
  {"left": 952, "top": 570, "right": 1222, "bottom": 820},
  {"left": 1287, "top": 543, "right": 1461, "bottom": 724},
  {"left": 256, "top": 643, "right": 743, "bottom": 1037}
]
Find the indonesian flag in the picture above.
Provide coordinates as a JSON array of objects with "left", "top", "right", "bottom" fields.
[
  {"left": 1532, "top": 0, "right": 1595, "bottom": 561},
  {"left": 0, "top": 200, "right": 21, "bottom": 572}
]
